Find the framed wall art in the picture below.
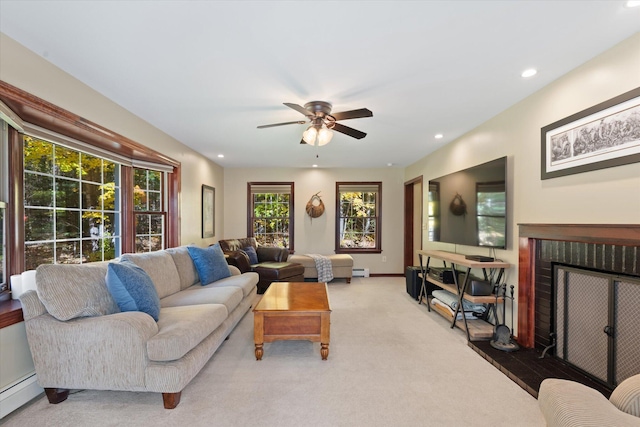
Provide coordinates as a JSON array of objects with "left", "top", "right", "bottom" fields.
[
  {"left": 541, "top": 87, "right": 640, "bottom": 180},
  {"left": 202, "top": 185, "right": 215, "bottom": 238}
]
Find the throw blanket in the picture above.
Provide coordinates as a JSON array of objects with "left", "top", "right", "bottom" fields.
[
  {"left": 431, "top": 289, "right": 486, "bottom": 313},
  {"left": 306, "top": 254, "right": 334, "bottom": 283},
  {"left": 430, "top": 298, "right": 477, "bottom": 320}
]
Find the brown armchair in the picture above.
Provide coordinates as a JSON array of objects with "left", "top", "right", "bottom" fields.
[{"left": 217, "top": 238, "right": 304, "bottom": 294}]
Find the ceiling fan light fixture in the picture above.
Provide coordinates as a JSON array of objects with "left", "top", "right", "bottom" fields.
[
  {"left": 317, "top": 127, "right": 333, "bottom": 146},
  {"left": 302, "top": 126, "right": 318, "bottom": 144}
]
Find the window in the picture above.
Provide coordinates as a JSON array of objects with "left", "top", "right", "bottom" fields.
[
  {"left": 134, "top": 168, "right": 165, "bottom": 252},
  {"left": 476, "top": 181, "right": 506, "bottom": 248},
  {"left": 336, "top": 182, "right": 382, "bottom": 253},
  {"left": 247, "top": 182, "right": 294, "bottom": 250},
  {"left": 23, "top": 136, "right": 121, "bottom": 269}
]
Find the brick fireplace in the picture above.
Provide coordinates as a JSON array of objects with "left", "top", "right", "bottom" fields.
[
  {"left": 517, "top": 224, "right": 640, "bottom": 350},
  {"left": 469, "top": 224, "right": 640, "bottom": 397}
]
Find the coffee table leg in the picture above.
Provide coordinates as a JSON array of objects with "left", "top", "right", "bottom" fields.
[
  {"left": 320, "top": 312, "right": 330, "bottom": 360},
  {"left": 320, "top": 343, "right": 329, "bottom": 360},
  {"left": 254, "top": 312, "right": 264, "bottom": 360}
]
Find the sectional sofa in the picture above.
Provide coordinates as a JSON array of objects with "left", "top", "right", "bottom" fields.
[{"left": 19, "top": 245, "right": 258, "bottom": 409}]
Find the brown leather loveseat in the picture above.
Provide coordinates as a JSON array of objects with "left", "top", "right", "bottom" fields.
[{"left": 218, "top": 237, "right": 304, "bottom": 294}]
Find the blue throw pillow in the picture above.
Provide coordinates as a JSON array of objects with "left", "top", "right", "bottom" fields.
[
  {"left": 106, "top": 261, "right": 161, "bottom": 321},
  {"left": 243, "top": 246, "right": 259, "bottom": 265},
  {"left": 187, "top": 244, "right": 231, "bottom": 285}
]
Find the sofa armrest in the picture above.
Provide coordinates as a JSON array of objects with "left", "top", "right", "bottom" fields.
[
  {"left": 223, "top": 250, "right": 251, "bottom": 272},
  {"left": 610, "top": 374, "right": 640, "bottom": 417},
  {"left": 257, "top": 247, "right": 289, "bottom": 262},
  {"left": 24, "top": 311, "right": 159, "bottom": 390},
  {"left": 538, "top": 378, "right": 640, "bottom": 427}
]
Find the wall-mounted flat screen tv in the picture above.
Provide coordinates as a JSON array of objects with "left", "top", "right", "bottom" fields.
[{"left": 428, "top": 156, "right": 507, "bottom": 249}]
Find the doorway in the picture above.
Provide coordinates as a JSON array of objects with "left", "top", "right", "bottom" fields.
[{"left": 404, "top": 176, "right": 423, "bottom": 269}]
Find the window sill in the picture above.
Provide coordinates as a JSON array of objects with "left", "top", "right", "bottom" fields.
[
  {"left": 335, "top": 249, "right": 383, "bottom": 254},
  {"left": 0, "top": 299, "right": 24, "bottom": 329}
]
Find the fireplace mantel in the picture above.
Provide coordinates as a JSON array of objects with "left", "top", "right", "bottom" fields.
[{"left": 517, "top": 224, "right": 640, "bottom": 348}]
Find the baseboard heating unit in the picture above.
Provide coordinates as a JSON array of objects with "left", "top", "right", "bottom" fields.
[
  {"left": 0, "top": 373, "right": 43, "bottom": 418},
  {"left": 352, "top": 268, "right": 370, "bottom": 277}
]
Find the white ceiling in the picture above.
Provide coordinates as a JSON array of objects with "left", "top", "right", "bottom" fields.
[{"left": 1, "top": 1, "right": 639, "bottom": 169}]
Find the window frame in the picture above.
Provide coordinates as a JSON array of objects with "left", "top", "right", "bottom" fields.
[
  {"left": 335, "top": 181, "right": 382, "bottom": 254},
  {"left": 1, "top": 80, "right": 180, "bottom": 280},
  {"left": 247, "top": 182, "right": 295, "bottom": 251},
  {"left": 133, "top": 167, "right": 166, "bottom": 253},
  {"left": 22, "top": 135, "right": 123, "bottom": 267}
]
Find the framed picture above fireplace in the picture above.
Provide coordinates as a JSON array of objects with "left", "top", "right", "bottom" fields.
[{"left": 541, "top": 87, "right": 640, "bottom": 180}]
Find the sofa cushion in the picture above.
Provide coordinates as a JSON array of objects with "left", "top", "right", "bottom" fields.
[
  {"left": 106, "top": 261, "right": 161, "bottom": 321},
  {"left": 243, "top": 246, "right": 259, "bottom": 265},
  {"left": 202, "top": 271, "right": 259, "bottom": 297},
  {"left": 147, "top": 304, "right": 228, "bottom": 362},
  {"left": 36, "top": 262, "right": 118, "bottom": 321},
  {"left": 187, "top": 244, "right": 231, "bottom": 285},
  {"left": 120, "top": 251, "right": 181, "bottom": 299},
  {"left": 610, "top": 374, "right": 640, "bottom": 417},
  {"left": 166, "top": 246, "right": 200, "bottom": 290},
  {"left": 160, "top": 286, "right": 243, "bottom": 313}
]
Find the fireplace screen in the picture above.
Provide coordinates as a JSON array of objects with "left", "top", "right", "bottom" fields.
[{"left": 555, "top": 265, "right": 640, "bottom": 387}]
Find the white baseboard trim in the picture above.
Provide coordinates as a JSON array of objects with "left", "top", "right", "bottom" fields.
[{"left": 0, "top": 373, "right": 43, "bottom": 419}]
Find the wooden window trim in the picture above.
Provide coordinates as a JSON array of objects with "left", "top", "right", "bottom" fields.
[
  {"left": 247, "top": 182, "right": 295, "bottom": 252},
  {"left": 335, "top": 181, "right": 383, "bottom": 254},
  {"left": 0, "top": 81, "right": 182, "bottom": 328}
]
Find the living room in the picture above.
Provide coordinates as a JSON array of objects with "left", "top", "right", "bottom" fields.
[{"left": 1, "top": 2, "right": 640, "bottom": 425}]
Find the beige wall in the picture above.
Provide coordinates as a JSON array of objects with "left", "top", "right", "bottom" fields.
[
  {"left": 223, "top": 167, "right": 406, "bottom": 275},
  {"left": 405, "top": 33, "right": 640, "bottom": 328},
  {"left": 0, "top": 33, "right": 224, "bottom": 247}
]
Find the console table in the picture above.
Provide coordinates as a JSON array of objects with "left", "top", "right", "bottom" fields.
[{"left": 417, "top": 250, "right": 510, "bottom": 341}]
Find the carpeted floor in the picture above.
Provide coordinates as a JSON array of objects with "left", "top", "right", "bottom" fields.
[{"left": 2, "top": 277, "right": 545, "bottom": 426}]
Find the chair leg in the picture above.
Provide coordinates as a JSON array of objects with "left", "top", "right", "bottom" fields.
[
  {"left": 44, "top": 388, "right": 69, "bottom": 404},
  {"left": 162, "top": 391, "right": 182, "bottom": 409}
]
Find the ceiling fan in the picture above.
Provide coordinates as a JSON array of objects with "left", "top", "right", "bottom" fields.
[{"left": 257, "top": 101, "right": 373, "bottom": 146}]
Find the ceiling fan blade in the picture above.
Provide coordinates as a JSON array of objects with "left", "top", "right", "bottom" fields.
[
  {"left": 332, "top": 123, "right": 367, "bottom": 139},
  {"left": 257, "top": 120, "right": 306, "bottom": 129},
  {"left": 331, "top": 108, "right": 373, "bottom": 121},
  {"left": 284, "top": 103, "right": 314, "bottom": 117}
]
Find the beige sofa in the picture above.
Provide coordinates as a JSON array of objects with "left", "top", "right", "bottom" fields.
[
  {"left": 538, "top": 374, "right": 640, "bottom": 426},
  {"left": 19, "top": 246, "right": 258, "bottom": 409}
]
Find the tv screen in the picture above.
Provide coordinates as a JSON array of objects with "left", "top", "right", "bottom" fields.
[{"left": 428, "top": 157, "right": 507, "bottom": 249}]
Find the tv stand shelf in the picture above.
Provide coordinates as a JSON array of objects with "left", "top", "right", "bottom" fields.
[
  {"left": 417, "top": 250, "right": 510, "bottom": 341},
  {"left": 423, "top": 295, "right": 495, "bottom": 340}
]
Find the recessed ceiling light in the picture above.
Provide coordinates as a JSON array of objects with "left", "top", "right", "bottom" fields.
[
  {"left": 521, "top": 68, "right": 537, "bottom": 78},
  {"left": 312, "top": 164, "right": 318, "bottom": 168},
  {"left": 217, "top": 154, "right": 224, "bottom": 158},
  {"left": 434, "top": 134, "right": 444, "bottom": 139},
  {"left": 625, "top": 1, "right": 640, "bottom": 7},
  {"left": 387, "top": 163, "right": 393, "bottom": 167}
]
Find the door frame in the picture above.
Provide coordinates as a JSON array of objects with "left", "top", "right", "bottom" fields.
[{"left": 404, "top": 176, "right": 423, "bottom": 269}]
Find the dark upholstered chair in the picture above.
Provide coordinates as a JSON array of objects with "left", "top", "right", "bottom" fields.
[{"left": 217, "top": 237, "right": 304, "bottom": 294}]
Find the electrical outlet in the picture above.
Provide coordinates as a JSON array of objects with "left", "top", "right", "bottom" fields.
[{"left": 382, "top": 256, "right": 387, "bottom": 262}]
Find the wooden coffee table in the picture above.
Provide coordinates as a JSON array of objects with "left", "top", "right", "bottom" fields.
[{"left": 253, "top": 282, "right": 331, "bottom": 360}]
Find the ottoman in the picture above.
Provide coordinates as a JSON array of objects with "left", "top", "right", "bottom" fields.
[
  {"left": 253, "top": 262, "right": 305, "bottom": 294},
  {"left": 288, "top": 254, "right": 354, "bottom": 283}
]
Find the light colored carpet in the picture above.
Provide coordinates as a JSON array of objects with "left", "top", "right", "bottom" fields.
[{"left": 3, "top": 277, "right": 545, "bottom": 426}]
